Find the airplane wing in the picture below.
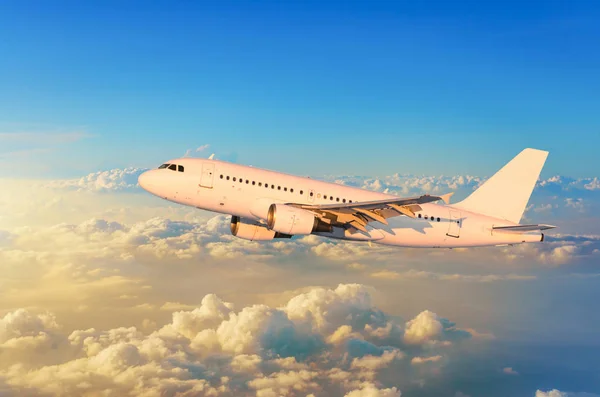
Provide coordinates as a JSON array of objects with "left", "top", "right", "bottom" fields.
[{"left": 291, "top": 193, "right": 453, "bottom": 233}]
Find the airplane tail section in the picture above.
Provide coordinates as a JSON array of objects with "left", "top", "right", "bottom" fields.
[{"left": 453, "top": 148, "right": 549, "bottom": 223}]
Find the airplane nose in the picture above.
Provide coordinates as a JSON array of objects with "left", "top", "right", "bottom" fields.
[{"left": 138, "top": 171, "right": 151, "bottom": 191}]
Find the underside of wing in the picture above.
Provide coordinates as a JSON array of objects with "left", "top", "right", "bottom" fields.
[{"left": 290, "top": 193, "right": 453, "bottom": 233}]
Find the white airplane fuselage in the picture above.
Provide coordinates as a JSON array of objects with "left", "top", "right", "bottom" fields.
[{"left": 138, "top": 157, "right": 545, "bottom": 248}]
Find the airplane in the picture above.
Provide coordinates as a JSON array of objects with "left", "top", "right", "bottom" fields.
[{"left": 138, "top": 148, "right": 556, "bottom": 248}]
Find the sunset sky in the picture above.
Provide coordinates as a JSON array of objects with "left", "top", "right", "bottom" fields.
[{"left": 1, "top": 1, "right": 599, "bottom": 396}]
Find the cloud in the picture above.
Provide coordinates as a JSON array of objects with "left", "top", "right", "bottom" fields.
[
  {"left": 344, "top": 384, "right": 401, "bottom": 397},
  {"left": 0, "top": 285, "right": 476, "bottom": 396},
  {"left": 584, "top": 178, "right": 600, "bottom": 191},
  {"left": 535, "top": 390, "right": 600, "bottom": 397},
  {"left": 502, "top": 367, "right": 518, "bottom": 375},
  {"left": 45, "top": 167, "right": 147, "bottom": 192},
  {"left": 410, "top": 355, "right": 442, "bottom": 365},
  {"left": 0, "top": 131, "right": 90, "bottom": 144},
  {"left": 403, "top": 310, "right": 470, "bottom": 346},
  {"left": 2, "top": 167, "right": 600, "bottom": 396},
  {"left": 565, "top": 198, "right": 585, "bottom": 212},
  {"left": 370, "top": 269, "right": 536, "bottom": 283},
  {"left": 183, "top": 144, "right": 211, "bottom": 157}
]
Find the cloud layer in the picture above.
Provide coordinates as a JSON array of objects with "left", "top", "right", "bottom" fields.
[{"left": 0, "top": 284, "right": 473, "bottom": 396}]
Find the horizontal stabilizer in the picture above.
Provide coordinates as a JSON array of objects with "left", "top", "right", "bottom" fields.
[{"left": 492, "top": 224, "right": 556, "bottom": 234}]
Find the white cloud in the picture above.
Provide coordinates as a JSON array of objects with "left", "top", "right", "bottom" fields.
[
  {"left": 565, "top": 198, "right": 585, "bottom": 212},
  {"left": 584, "top": 178, "right": 600, "bottom": 190},
  {"left": 0, "top": 131, "right": 89, "bottom": 144},
  {"left": 46, "top": 167, "right": 147, "bottom": 192},
  {"left": 344, "top": 383, "right": 401, "bottom": 397},
  {"left": 370, "top": 269, "right": 536, "bottom": 283},
  {"left": 196, "top": 144, "right": 210, "bottom": 152},
  {"left": 411, "top": 355, "right": 442, "bottom": 365},
  {"left": 0, "top": 284, "right": 480, "bottom": 396},
  {"left": 535, "top": 390, "right": 600, "bottom": 397},
  {"left": 502, "top": 367, "right": 518, "bottom": 375},
  {"left": 403, "top": 310, "right": 469, "bottom": 346}
]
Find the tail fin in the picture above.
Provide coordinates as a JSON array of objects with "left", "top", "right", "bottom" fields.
[{"left": 453, "top": 148, "right": 548, "bottom": 223}]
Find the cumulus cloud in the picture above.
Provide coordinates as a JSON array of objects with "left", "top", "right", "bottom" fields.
[
  {"left": 403, "top": 310, "right": 470, "bottom": 346},
  {"left": 0, "top": 285, "right": 475, "bottom": 396},
  {"left": 45, "top": 167, "right": 147, "bottom": 192}
]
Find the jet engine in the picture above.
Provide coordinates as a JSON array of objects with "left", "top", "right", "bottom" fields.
[
  {"left": 230, "top": 216, "right": 292, "bottom": 241},
  {"left": 267, "top": 204, "right": 331, "bottom": 235}
]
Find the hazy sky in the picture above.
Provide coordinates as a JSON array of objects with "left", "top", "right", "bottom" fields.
[{"left": 0, "top": 1, "right": 599, "bottom": 397}]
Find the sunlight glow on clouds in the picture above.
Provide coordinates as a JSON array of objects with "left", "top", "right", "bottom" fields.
[
  {"left": 0, "top": 284, "right": 469, "bottom": 396},
  {"left": 0, "top": 167, "right": 599, "bottom": 396}
]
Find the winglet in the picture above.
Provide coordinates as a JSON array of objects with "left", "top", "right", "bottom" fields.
[
  {"left": 208, "top": 153, "right": 215, "bottom": 160},
  {"left": 440, "top": 192, "right": 454, "bottom": 204}
]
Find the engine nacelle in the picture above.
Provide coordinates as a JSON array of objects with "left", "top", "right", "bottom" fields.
[
  {"left": 230, "top": 216, "right": 292, "bottom": 241},
  {"left": 266, "top": 204, "right": 321, "bottom": 235}
]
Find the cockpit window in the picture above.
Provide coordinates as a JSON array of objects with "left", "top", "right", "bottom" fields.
[
  {"left": 158, "top": 164, "right": 169, "bottom": 169},
  {"left": 168, "top": 164, "right": 177, "bottom": 171},
  {"left": 178, "top": 165, "right": 184, "bottom": 172}
]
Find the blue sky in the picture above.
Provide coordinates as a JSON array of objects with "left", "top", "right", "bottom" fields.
[{"left": 1, "top": 0, "right": 600, "bottom": 178}]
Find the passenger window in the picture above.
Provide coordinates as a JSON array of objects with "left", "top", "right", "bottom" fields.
[
  {"left": 310, "top": 192, "right": 314, "bottom": 197},
  {"left": 258, "top": 182, "right": 262, "bottom": 186},
  {"left": 300, "top": 190, "right": 304, "bottom": 195},
  {"left": 226, "top": 176, "right": 230, "bottom": 180},
  {"left": 178, "top": 165, "right": 184, "bottom": 172},
  {"left": 246, "top": 180, "right": 249, "bottom": 184},
  {"left": 271, "top": 184, "right": 275, "bottom": 189},
  {"left": 330, "top": 196, "right": 334, "bottom": 201},
  {"left": 284, "top": 187, "right": 287, "bottom": 191},
  {"left": 290, "top": 188, "right": 294, "bottom": 193},
  {"left": 159, "top": 164, "right": 168, "bottom": 169},
  {"left": 252, "top": 181, "right": 255, "bottom": 185},
  {"left": 437, "top": 217, "right": 441, "bottom": 222},
  {"left": 336, "top": 197, "right": 339, "bottom": 202},
  {"left": 168, "top": 164, "right": 177, "bottom": 171},
  {"left": 233, "top": 177, "right": 236, "bottom": 181},
  {"left": 342, "top": 199, "right": 346, "bottom": 203},
  {"left": 418, "top": 214, "right": 422, "bottom": 218},
  {"left": 220, "top": 175, "right": 223, "bottom": 179},
  {"left": 324, "top": 195, "right": 327, "bottom": 199}
]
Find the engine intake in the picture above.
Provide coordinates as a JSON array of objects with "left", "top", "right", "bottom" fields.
[
  {"left": 267, "top": 204, "right": 331, "bottom": 235},
  {"left": 230, "top": 216, "right": 292, "bottom": 241}
]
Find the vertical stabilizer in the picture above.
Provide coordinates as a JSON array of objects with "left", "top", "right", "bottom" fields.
[{"left": 453, "top": 148, "right": 548, "bottom": 223}]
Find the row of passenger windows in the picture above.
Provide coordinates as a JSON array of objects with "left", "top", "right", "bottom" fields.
[
  {"left": 418, "top": 214, "right": 441, "bottom": 222},
  {"left": 158, "top": 163, "right": 185, "bottom": 172},
  {"left": 219, "top": 174, "right": 354, "bottom": 203},
  {"left": 217, "top": 173, "right": 457, "bottom": 223},
  {"left": 417, "top": 214, "right": 459, "bottom": 224}
]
